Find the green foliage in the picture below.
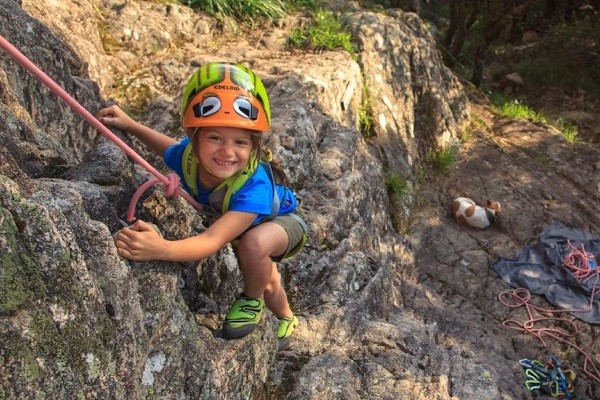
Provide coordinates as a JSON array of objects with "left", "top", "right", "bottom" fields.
[
  {"left": 445, "top": 19, "right": 484, "bottom": 81},
  {"left": 555, "top": 118, "right": 580, "bottom": 144},
  {"left": 182, "top": 0, "right": 287, "bottom": 22},
  {"left": 459, "top": 114, "right": 487, "bottom": 142},
  {"left": 489, "top": 92, "right": 581, "bottom": 144},
  {"left": 457, "top": 18, "right": 484, "bottom": 61},
  {"left": 286, "top": 0, "right": 320, "bottom": 11},
  {"left": 359, "top": 106, "right": 374, "bottom": 137},
  {"left": 489, "top": 93, "right": 546, "bottom": 123},
  {"left": 490, "top": 93, "right": 580, "bottom": 144},
  {"left": 562, "top": 125, "right": 580, "bottom": 144},
  {"left": 288, "top": 29, "right": 307, "bottom": 47},
  {"left": 513, "top": 19, "right": 600, "bottom": 98},
  {"left": 385, "top": 173, "right": 408, "bottom": 197},
  {"left": 180, "top": 0, "right": 320, "bottom": 22},
  {"left": 288, "top": 10, "right": 356, "bottom": 54},
  {"left": 359, "top": 75, "right": 375, "bottom": 138},
  {"left": 429, "top": 146, "right": 457, "bottom": 174},
  {"left": 483, "top": 10, "right": 600, "bottom": 99},
  {"left": 458, "top": 126, "right": 474, "bottom": 143}
]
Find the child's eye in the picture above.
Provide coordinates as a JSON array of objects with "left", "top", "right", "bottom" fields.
[
  {"left": 207, "top": 135, "right": 222, "bottom": 142},
  {"left": 235, "top": 139, "right": 251, "bottom": 147}
]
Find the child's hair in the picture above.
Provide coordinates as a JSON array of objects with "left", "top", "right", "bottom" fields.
[{"left": 250, "top": 132, "right": 290, "bottom": 187}]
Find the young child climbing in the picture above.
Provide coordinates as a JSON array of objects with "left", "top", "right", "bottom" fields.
[{"left": 97, "top": 62, "right": 308, "bottom": 346}]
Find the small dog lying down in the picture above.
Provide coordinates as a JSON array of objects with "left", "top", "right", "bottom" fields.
[{"left": 451, "top": 197, "right": 501, "bottom": 229}]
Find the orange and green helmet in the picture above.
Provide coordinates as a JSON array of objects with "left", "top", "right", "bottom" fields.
[{"left": 181, "top": 62, "right": 271, "bottom": 132}]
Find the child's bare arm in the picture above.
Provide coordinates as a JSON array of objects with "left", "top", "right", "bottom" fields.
[
  {"left": 115, "top": 211, "right": 257, "bottom": 262},
  {"left": 97, "top": 105, "right": 178, "bottom": 157}
]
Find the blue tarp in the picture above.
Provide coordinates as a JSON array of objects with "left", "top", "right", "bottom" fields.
[{"left": 492, "top": 221, "right": 600, "bottom": 324}]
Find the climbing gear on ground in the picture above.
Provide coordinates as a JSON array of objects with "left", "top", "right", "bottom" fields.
[
  {"left": 500, "top": 285, "right": 600, "bottom": 384},
  {"left": 519, "top": 355, "right": 576, "bottom": 398},
  {"left": 181, "top": 62, "right": 271, "bottom": 132},
  {"left": 277, "top": 315, "right": 299, "bottom": 349},
  {"left": 223, "top": 295, "right": 265, "bottom": 339},
  {"left": 0, "top": 35, "right": 202, "bottom": 223},
  {"left": 182, "top": 143, "right": 280, "bottom": 221},
  {"left": 496, "top": 228, "right": 600, "bottom": 385}
]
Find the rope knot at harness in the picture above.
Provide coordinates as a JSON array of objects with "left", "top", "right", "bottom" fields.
[{"left": 162, "top": 172, "right": 181, "bottom": 197}]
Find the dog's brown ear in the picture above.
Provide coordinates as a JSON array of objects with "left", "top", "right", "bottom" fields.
[{"left": 486, "top": 200, "right": 501, "bottom": 212}]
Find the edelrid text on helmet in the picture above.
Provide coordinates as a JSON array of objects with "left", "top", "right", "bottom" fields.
[{"left": 181, "top": 62, "right": 271, "bottom": 132}]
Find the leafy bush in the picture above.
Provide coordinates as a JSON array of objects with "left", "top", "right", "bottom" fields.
[
  {"left": 287, "top": 0, "right": 320, "bottom": 11},
  {"left": 518, "top": 19, "right": 600, "bottom": 97}
]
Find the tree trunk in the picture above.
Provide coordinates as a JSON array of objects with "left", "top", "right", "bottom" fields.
[{"left": 443, "top": 0, "right": 468, "bottom": 66}]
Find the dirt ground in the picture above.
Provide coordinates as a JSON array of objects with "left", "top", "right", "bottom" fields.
[{"left": 410, "top": 82, "right": 600, "bottom": 397}]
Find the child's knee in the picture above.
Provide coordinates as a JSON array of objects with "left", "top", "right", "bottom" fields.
[{"left": 237, "top": 231, "right": 268, "bottom": 257}]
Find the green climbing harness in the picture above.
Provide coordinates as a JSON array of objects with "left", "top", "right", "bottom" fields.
[{"left": 181, "top": 142, "right": 280, "bottom": 222}]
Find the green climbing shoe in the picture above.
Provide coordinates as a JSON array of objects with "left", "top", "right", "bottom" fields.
[
  {"left": 223, "top": 295, "right": 264, "bottom": 339},
  {"left": 277, "top": 315, "right": 299, "bottom": 349}
]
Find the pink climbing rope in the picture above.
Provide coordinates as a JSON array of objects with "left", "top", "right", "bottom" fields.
[
  {"left": 563, "top": 240, "right": 598, "bottom": 281},
  {"left": 498, "top": 241, "right": 600, "bottom": 383},
  {"left": 0, "top": 34, "right": 202, "bottom": 222},
  {"left": 126, "top": 172, "right": 182, "bottom": 222}
]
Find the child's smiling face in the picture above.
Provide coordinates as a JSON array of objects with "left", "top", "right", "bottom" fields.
[{"left": 194, "top": 127, "right": 254, "bottom": 187}]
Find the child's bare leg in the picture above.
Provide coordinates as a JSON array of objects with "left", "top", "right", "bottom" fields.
[
  {"left": 263, "top": 263, "right": 293, "bottom": 319},
  {"left": 237, "top": 222, "right": 290, "bottom": 318},
  {"left": 230, "top": 222, "right": 298, "bottom": 343}
]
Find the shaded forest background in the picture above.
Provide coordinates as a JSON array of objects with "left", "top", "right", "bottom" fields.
[{"left": 379, "top": 0, "right": 600, "bottom": 142}]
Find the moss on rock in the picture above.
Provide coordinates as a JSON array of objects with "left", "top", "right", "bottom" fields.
[{"left": 0, "top": 197, "right": 46, "bottom": 315}]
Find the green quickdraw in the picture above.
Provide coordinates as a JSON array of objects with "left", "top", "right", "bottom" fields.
[{"left": 519, "top": 355, "right": 576, "bottom": 398}]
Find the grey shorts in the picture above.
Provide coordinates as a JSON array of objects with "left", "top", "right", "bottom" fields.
[{"left": 271, "top": 213, "right": 309, "bottom": 261}]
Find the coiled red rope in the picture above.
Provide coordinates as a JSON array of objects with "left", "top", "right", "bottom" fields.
[
  {"left": 498, "top": 241, "right": 600, "bottom": 383},
  {"left": 0, "top": 34, "right": 202, "bottom": 222},
  {"left": 563, "top": 240, "right": 597, "bottom": 281}
]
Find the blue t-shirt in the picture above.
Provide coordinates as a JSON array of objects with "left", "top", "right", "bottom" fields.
[{"left": 164, "top": 137, "right": 297, "bottom": 224}]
